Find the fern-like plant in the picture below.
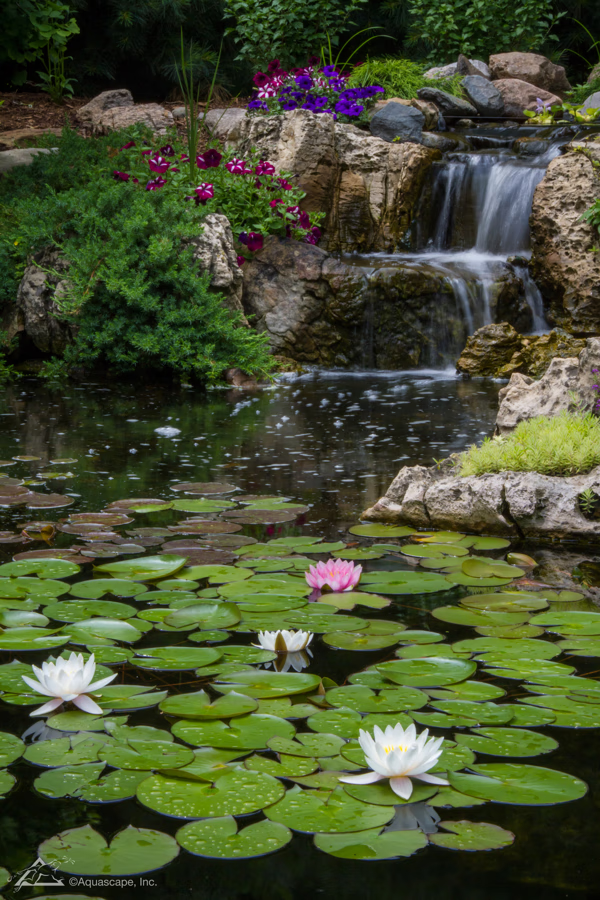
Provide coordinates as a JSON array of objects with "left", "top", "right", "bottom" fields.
[{"left": 346, "top": 57, "right": 464, "bottom": 99}]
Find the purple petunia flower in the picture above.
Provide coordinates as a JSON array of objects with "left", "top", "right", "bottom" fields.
[
  {"left": 280, "top": 100, "right": 298, "bottom": 111},
  {"left": 120, "top": 140, "right": 136, "bottom": 151},
  {"left": 298, "top": 211, "right": 311, "bottom": 229},
  {"left": 146, "top": 176, "right": 167, "bottom": 191},
  {"left": 321, "top": 65, "right": 338, "bottom": 77},
  {"left": 112, "top": 170, "right": 130, "bottom": 181},
  {"left": 226, "top": 157, "right": 249, "bottom": 174},
  {"left": 248, "top": 98, "right": 268, "bottom": 110},
  {"left": 148, "top": 155, "right": 170, "bottom": 174},
  {"left": 194, "top": 183, "right": 214, "bottom": 204},
  {"left": 255, "top": 160, "right": 276, "bottom": 176},
  {"left": 160, "top": 144, "right": 175, "bottom": 157},
  {"left": 141, "top": 149, "right": 153, "bottom": 156},
  {"left": 238, "top": 232, "right": 249, "bottom": 245},
  {"left": 236, "top": 254, "right": 246, "bottom": 266},
  {"left": 246, "top": 232, "right": 264, "bottom": 253},
  {"left": 253, "top": 71, "right": 271, "bottom": 88},
  {"left": 295, "top": 74, "right": 313, "bottom": 90},
  {"left": 277, "top": 178, "right": 293, "bottom": 191}
]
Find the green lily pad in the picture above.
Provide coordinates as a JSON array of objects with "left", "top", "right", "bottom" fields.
[
  {"left": 0, "top": 577, "right": 70, "bottom": 600},
  {"left": 457, "top": 536, "right": 511, "bottom": 551},
  {"left": 0, "top": 559, "right": 79, "bottom": 578},
  {"left": 398, "top": 630, "right": 445, "bottom": 644},
  {"left": 66, "top": 618, "right": 143, "bottom": 644},
  {"left": 429, "top": 787, "right": 487, "bottom": 808},
  {"left": 0, "top": 731, "right": 24, "bottom": 766},
  {"left": 172, "top": 713, "right": 295, "bottom": 749},
  {"left": 172, "top": 499, "right": 236, "bottom": 513},
  {"left": 453, "top": 727, "right": 558, "bottom": 757},
  {"left": 102, "top": 739, "right": 194, "bottom": 770},
  {"left": 449, "top": 763, "right": 587, "bottom": 805},
  {"left": 268, "top": 733, "right": 345, "bottom": 757},
  {"left": 159, "top": 690, "right": 258, "bottom": 719},
  {"left": 245, "top": 753, "right": 318, "bottom": 778},
  {"left": 557, "top": 638, "right": 600, "bottom": 657},
  {"left": 429, "top": 820, "right": 514, "bottom": 851},
  {"left": 39, "top": 824, "right": 179, "bottom": 875},
  {"left": 429, "top": 700, "right": 514, "bottom": 725},
  {"left": 482, "top": 659, "right": 575, "bottom": 680},
  {"left": 34, "top": 762, "right": 106, "bottom": 799},
  {"left": 164, "top": 602, "right": 240, "bottom": 630},
  {"left": 25, "top": 734, "right": 110, "bottom": 767},
  {"left": 170, "top": 482, "right": 238, "bottom": 494},
  {"left": 69, "top": 579, "right": 149, "bottom": 599},
  {"left": 343, "top": 779, "right": 438, "bottom": 806},
  {"left": 0, "top": 770, "right": 15, "bottom": 796},
  {"left": 531, "top": 610, "right": 600, "bottom": 636},
  {"left": 133, "top": 647, "right": 222, "bottom": 671},
  {"left": 323, "top": 631, "right": 403, "bottom": 651},
  {"left": 451, "top": 637, "right": 559, "bottom": 659},
  {"left": 43, "top": 599, "right": 136, "bottom": 622},
  {"left": 431, "top": 607, "right": 529, "bottom": 627},
  {"left": 46, "top": 711, "right": 127, "bottom": 732},
  {"left": 138, "top": 768, "right": 285, "bottom": 817},
  {"left": 78, "top": 768, "right": 150, "bottom": 803},
  {"left": 377, "top": 657, "right": 477, "bottom": 687},
  {"left": 332, "top": 548, "right": 384, "bottom": 561},
  {"left": 94, "top": 555, "right": 187, "bottom": 581},
  {"left": 360, "top": 571, "right": 455, "bottom": 595},
  {"left": 326, "top": 685, "right": 428, "bottom": 713},
  {"left": 401, "top": 544, "right": 469, "bottom": 559},
  {"left": 519, "top": 694, "right": 600, "bottom": 727},
  {"left": 0, "top": 626, "right": 71, "bottom": 651},
  {"left": 265, "top": 784, "right": 393, "bottom": 833},
  {"left": 427, "top": 680, "right": 506, "bottom": 702},
  {"left": 306, "top": 706, "right": 362, "bottom": 738},
  {"left": 176, "top": 816, "right": 292, "bottom": 859},
  {"left": 460, "top": 593, "right": 548, "bottom": 613},
  {"left": 314, "top": 827, "right": 427, "bottom": 860},
  {"left": 213, "top": 671, "right": 321, "bottom": 698}
]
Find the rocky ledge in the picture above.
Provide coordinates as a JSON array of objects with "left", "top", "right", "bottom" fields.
[{"left": 361, "top": 461, "right": 600, "bottom": 541}]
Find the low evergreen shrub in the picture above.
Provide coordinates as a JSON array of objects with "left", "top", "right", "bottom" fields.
[
  {"left": 346, "top": 57, "right": 464, "bottom": 99},
  {"left": 459, "top": 412, "right": 600, "bottom": 478}
]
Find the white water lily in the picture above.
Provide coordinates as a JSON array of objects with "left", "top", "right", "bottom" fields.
[
  {"left": 339, "top": 722, "right": 448, "bottom": 800},
  {"left": 253, "top": 630, "right": 313, "bottom": 653},
  {"left": 22, "top": 652, "right": 117, "bottom": 717}
]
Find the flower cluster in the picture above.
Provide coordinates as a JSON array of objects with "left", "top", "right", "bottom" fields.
[
  {"left": 111, "top": 135, "right": 324, "bottom": 261},
  {"left": 247, "top": 58, "right": 384, "bottom": 122}
]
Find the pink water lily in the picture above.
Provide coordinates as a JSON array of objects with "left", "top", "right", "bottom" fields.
[{"left": 305, "top": 558, "right": 362, "bottom": 592}]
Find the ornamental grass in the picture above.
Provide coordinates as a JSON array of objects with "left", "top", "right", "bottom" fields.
[{"left": 459, "top": 412, "right": 600, "bottom": 478}]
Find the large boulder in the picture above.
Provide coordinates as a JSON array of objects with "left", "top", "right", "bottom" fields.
[
  {"left": 361, "top": 461, "right": 600, "bottom": 540},
  {"left": 491, "top": 79, "right": 561, "bottom": 118},
  {"left": 495, "top": 337, "right": 600, "bottom": 433},
  {"left": 0, "top": 148, "right": 54, "bottom": 173},
  {"left": 16, "top": 248, "right": 76, "bottom": 356},
  {"left": 424, "top": 60, "right": 490, "bottom": 80},
  {"left": 77, "top": 89, "right": 173, "bottom": 135},
  {"left": 416, "top": 87, "right": 477, "bottom": 119},
  {"left": 489, "top": 52, "right": 570, "bottom": 95},
  {"left": 460, "top": 75, "right": 504, "bottom": 117},
  {"left": 242, "top": 236, "right": 367, "bottom": 366},
  {"left": 457, "top": 55, "right": 490, "bottom": 78},
  {"left": 457, "top": 325, "right": 587, "bottom": 378},
  {"left": 0, "top": 128, "right": 62, "bottom": 151},
  {"left": 369, "top": 102, "right": 424, "bottom": 143},
  {"left": 187, "top": 214, "right": 246, "bottom": 321},
  {"left": 530, "top": 145, "right": 600, "bottom": 333},
  {"left": 233, "top": 109, "right": 439, "bottom": 252},
  {"left": 203, "top": 108, "right": 247, "bottom": 144}
]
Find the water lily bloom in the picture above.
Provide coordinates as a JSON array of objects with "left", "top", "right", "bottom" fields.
[
  {"left": 22, "top": 652, "right": 117, "bottom": 717},
  {"left": 194, "top": 183, "right": 214, "bottom": 204},
  {"left": 339, "top": 723, "right": 448, "bottom": 800},
  {"left": 253, "top": 630, "right": 313, "bottom": 652},
  {"left": 305, "top": 558, "right": 362, "bottom": 592},
  {"left": 148, "top": 155, "right": 170, "bottom": 174},
  {"left": 246, "top": 232, "right": 264, "bottom": 253}
]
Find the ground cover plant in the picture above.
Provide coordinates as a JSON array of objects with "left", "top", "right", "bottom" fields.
[
  {"left": 0, "top": 126, "right": 323, "bottom": 383},
  {"left": 346, "top": 56, "right": 464, "bottom": 99},
  {"left": 459, "top": 412, "right": 600, "bottom": 477}
]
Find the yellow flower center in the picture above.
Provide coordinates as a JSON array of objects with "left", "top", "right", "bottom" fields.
[{"left": 384, "top": 743, "right": 408, "bottom": 754}]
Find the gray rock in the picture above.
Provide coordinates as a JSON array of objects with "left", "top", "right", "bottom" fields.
[
  {"left": 489, "top": 52, "right": 570, "bottom": 95},
  {"left": 417, "top": 88, "right": 478, "bottom": 119},
  {"left": 582, "top": 91, "right": 600, "bottom": 115},
  {"left": 369, "top": 102, "right": 424, "bottom": 143},
  {"left": 187, "top": 214, "right": 246, "bottom": 321},
  {"left": 461, "top": 75, "right": 504, "bottom": 117},
  {"left": 0, "top": 148, "right": 54, "bottom": 173},
  {"left": 457, "top": 55, "right": 490, "bottom": 78},
  {"left": 495, "top": 337, "right": 600, "bottom": 434},
  {"left": 77, "top": 89, "right": 134, "bottom": 123},
  {"left": 202, "top": 108, "right": 247, "bottom": 144},
  {"left": 424, "top": 59, "right": 489, "bottom": 80},
  {"left": 362, "top": 459, "right": 600, "bottom": 540},
  {"left": 419, "top": 132, "right": 459, "bottom": 152},
  {"left": 77, "top": 90, "right": 173, "bottom": 135},
  {"left": 172, "top": 106, "right": 186, "bottom": 119},
  {"left": 16, "top": 248, "right": 76, "bottom": 356}
]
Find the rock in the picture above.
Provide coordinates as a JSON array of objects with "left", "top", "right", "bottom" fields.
[
  {"left": 491, "top": 79, "right": 561, "bottom": 118},
  {"left": 423, "top": 60, "right": 489, "bottom": 80},
  {"left": 419, "top": 132, "right": 459, "bottom": 152},
  {"left": 172, "top": 106, "right": 186, "bottom": 119},
  {"left": 530, "top": 148, "right": 600, "bottom": 333},
  {"left": 416, "top": 88, "right": 478, "bottom": 119},
  {"left": 16, "top": 248, "right": 76, "bottom": 356},
  {"left": 224, "top": 368, "right": 258, "bottom": 389},
  {"left": 202, "top": 108, "right": 247, "bottom": 144},
  {"left": 370, "top": 102, "right": 425, "bottom": 143},
  {"left": 0, "top": 128, "right": 62, "bottom": 151},
  {"left": 457, "top": 55, "right": 489, "bottom": 78},
  {"left": 233, "top": 109, "right": 439, "bottom": 252},
  {"left": 461, "top": 75, "right": 504, "bottom": 117},
  {"left": 456, "top": 322, "right": 522, "bottom": 376},
  {"left": 242, "top": 236, "right": 368, "bottom": 366},
  {"left": 588, "top": 63, "right": 600, "bottom": 83},
  {"left": 362, "top": 460, "right": 600, "bottom": 539},
  {"left": 371, "top": 98, "right": 439, "bottom": 130},
  {"left": 0, "top": 148, "right": 55, "bottom": 173},
  {"left": 187, "top": 214, "right": 246, "bottom": 322},
  {"left": 512, "top": 136, "right": 551, "bottom": 156},
  {"left": 456, "top": 324, "right": 587, "bottom": 379},
  {"left": 582, "top": 91, "right": 600, "bottom": 115},
  {"left": 489, "top": 52, "right": 570, "bottom": 95},
  {"left": 495, "top": 337, "right": 600, "bottom": 433},
  {"left": 77, "top": 90, "right": 172, "bottom": 135}
]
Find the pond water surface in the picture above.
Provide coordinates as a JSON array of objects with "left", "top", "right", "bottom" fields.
[{"left": 0, "top": 372, "right": 598, "bottom": 900}]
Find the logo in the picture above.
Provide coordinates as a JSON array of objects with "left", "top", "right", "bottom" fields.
[{"left": 11, "top": 857, "right": 73, "bottom": 892}]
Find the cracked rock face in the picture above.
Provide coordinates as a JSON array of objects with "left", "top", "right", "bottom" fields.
[
  {"left": 362, "top": 462, "right": 600, "bottom": 540},
  {"left": 16, "top": 248, "right": 76, "bottom": 356}
]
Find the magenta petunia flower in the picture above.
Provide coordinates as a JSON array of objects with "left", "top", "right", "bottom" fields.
[
  {"left": 246, "top": 232, "right": 264, "bottom": 253},
  {"left": 305, "top": 558, "right": 362, "bottom": 592},
  {"left": 120, "top": 140, "right": 136, "bottom": 150},
  {"left": 194, "top": 183, "right": 214, "bottom": 204},
  {"left": 278, "top": 177, "right": 293, "bottom": 190},
  {"left": 160, "top": 144, "right": 175, "bottom": 157},
  {"left": 226, "top": 157, "right": 248, "bottom": 174},
  {"left": 197, "top": 149, "right": 223, "bottom": 169},
  {"left": 298, "top": 211, "right": 311, "bottom": 229},
  {"left": 255, "top": 160, "right": 276, "bottom": 176},
  {"left": 146, "top": 176, "right": 167, "bottom": 191},
  {"left": 148, "top": 155, "right": 170, "bottom": 174},
  {"left": 236, "top": 255, "right": 246, "bottom": 267},
  {"left": 112, "top": 170, "right": 130, "bottom": 181}
]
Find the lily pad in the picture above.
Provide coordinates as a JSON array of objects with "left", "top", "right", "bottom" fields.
[
  {"left": 449, "top": 763, "right": 587, "bottom": 805},
  {"left": 326, "top": 685, "right": 427, "bottom": 713},
  {"left": 0, "top": 731, "right": 24, "bottom": 766},
  {"left": 173, "top": 499, "right": 236, "bottom": 513},
  {"left": 159, "top": 690, "right": 258, "bottom": 719},
  {"left": 314, "top": 827, "right": 427, "bottom": 860},
  {"left": 176, "top": 816, "right": 292, "bottom": 859},
  {"left": 69, "top": 579, "right": 149, "bottom": 600},
  {"left": 377, "top": 657, "right": 477, "bottom": 687},
  {"left": 401, "top": 544, "right": 469, "bottom": 559},
  {"left": 0, "top": 626, "right": 71, "bottom": 651},
  {"left": 453, "top": 727, "right": 558, "bottom": 757},
  {"left": 360, "top": 571, "right": 455, "bottom": 595},
  {"left": 429, "top": 820, "right": 514, "bottom": 851},
  {"left": 94, "top": 555, "right": 187, "bottom": 581},
  {"left": 323, "top": 631, "right": 403, "bottom": 651},
  {"left": 164, "top": 602, "right": 240, "bottom": 630},
  {"left": 133, "top": 647, "right": 222, "bottom": 671},
  {"left": 34, "top": 762, "right": 106, "bottom": 799},
  {"left": 268, "top": 733, "right": 345, "bottom": 757},
  {"left": 171, "top": 714, "right": 295, "bottom": 749},
  {"left": 344, "top": 779, "right": 438, "bottom": 806},
  {"left": 137, "top": 769, "right": 285, "bottom": 817},
  {"left": 43, "top": 599, "right": 136, "bottom": 622},
  {"left": 0, "top": 558, "right": 79, "bottom": 578},
  {"left": 265, "top": 785, "right": 394, "bottom": 833},
  {"left": 39, "top": 824, "right": 179, "bottom": 875},
  {"left": 214, "top": 671, "right": 321, "bottom": 698},
  {"left": 77, "top": 769, "right": 150, "bottom": 803},
  {"left": 103, "top": 739, "right": 194, "bottom": 770}
]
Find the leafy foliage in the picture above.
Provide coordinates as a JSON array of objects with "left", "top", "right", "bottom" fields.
[
  {"left": 406, "top": 0, "right": 561, "bottom": 63},
  {"left": 224, "top": 0, "right": 368, "bottom": 68},
  {"left": 459, "top": 412, "right": 600, "bottom": 477},
  {"left": 347, "top": 56, "right": 464, "bottom": 98},
  {"left": 0, "top": 128, "right": 275, "bottom": 383},
  {"left": 568, "top": 75, "right": 600, "bottom": 106}
]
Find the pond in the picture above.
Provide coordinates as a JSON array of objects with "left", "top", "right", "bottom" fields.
[{"left": 0, "top": 371, "right": 598, "bottom": 900}]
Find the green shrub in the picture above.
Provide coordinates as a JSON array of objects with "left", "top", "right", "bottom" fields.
[
  {"left": 567, "top": 76, "right": 600, "bottom": 106},
  {"left": 459, "top": 412, "right": 600, "bottom": 478},
  {"left": 406, "top": 0, "right": 561, "bottom": 63},
  {"left": 0, "top": 128, "right": 280, "bottom": 383},
  {"left": 346, "top": 56, "right": 464, "bottom": 98}
]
